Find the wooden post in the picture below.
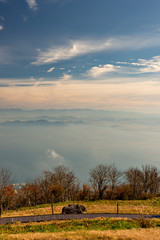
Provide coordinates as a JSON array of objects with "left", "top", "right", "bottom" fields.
[
  {"left": 117, "top": 201, "right": 119, "bottom": 214},
  {"left": 0, "top": 206, "right": 1, "bottom": 218},
  {"left": 51, "top": 204, "right": 54, "bottom": 214}
]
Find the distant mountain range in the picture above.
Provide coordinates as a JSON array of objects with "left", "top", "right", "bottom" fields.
[{"left": 1, "top": 119, "right": 86, "bottom": 126}]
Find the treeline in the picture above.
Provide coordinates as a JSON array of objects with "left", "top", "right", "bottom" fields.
[{"left": 0, "top": 164, "right": 160, "bottom": 211}]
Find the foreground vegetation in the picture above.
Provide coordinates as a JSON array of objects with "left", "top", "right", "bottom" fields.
[
  {"left": 1, "top": 229, "right": 160, "bottom": 240},
  {"left": 1, "top": 218, "right": 160, "bottom": 234},
  {"left": 1, "top": 219, "right": 160, "bottom": 240},
  {"left": 1, "top": 199, "right": 160, "bottom": 239}
]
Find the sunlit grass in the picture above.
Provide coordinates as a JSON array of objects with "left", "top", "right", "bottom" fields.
[
  {"left": 1, "top": 218, "right": 160, "bottom": 234},
  {"left": 1, "top": 229, "right": 160, "bottom": 240},
  {"left": 2, "top": 198, "right": 160, "bottom": 217}
]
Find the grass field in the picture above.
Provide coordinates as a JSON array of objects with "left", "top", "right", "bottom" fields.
[
  {"left": 1, "top": 218, "right": 160, "bottom": 239},
  {"left": 1, "top": 199, "right": 160, "bottom": 239},
  {"left": 2, "top": 198, "right": 160, "bottom": 218},
  {"left": 1, "top": 229, "right": 160, "bottom": 240}
]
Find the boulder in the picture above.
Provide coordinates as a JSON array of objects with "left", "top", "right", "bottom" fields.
[{"left": 62, "top": 204, "right": 87, "bottom": 214}]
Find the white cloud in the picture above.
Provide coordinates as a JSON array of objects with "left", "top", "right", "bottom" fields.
[
  {"left": 26, "top": 0, "right": 37, "bottom": 10},
  {"left": 117, "top": 56, "right": 160, "bottom": 74},
  {"left": 0, "top": 25, "right": 4, "bottom": 31},
  {"left": 47, "top": 149, "right": 64, "bottom": 165},
  {"left": 32, "top": 33, "right": 160, "bottom": 65},
  {"left": 32, "top": 39, "right": 112, "bottom": 65},
  {"left": 88, "top": 64, "right": 120, "bottom": 78},
  {"left": 48, "top": 149, "right": 62, "bottom": 159},
  {"left": 60, "top": 73, "right": 72, "bottom": 81},
  {"left": 134, "top": 56, "right": 160, "bottom": 73},
  {"left": 47, "top": 66, "right": 55, "bottom": 73}
]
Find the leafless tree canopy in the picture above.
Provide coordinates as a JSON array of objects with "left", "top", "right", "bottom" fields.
[
  {"left": 89, "top": 164, "right": 110, "bottom": 200},
  {"left": 125, "top": 165, "right": 160, "bottom": 199},
  {"left": 125, "top": 167, "right": 143, "bottom": 199},
  {"left": 0, "top": 168, "right": 15, "bottom": 213},
  {"left": 89, "top": 164, "right": 123, "bottom": 200}
]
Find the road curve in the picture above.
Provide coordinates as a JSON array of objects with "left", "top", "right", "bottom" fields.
[{"left": 0, "top": 213, "right": 160, "bottom": 225}]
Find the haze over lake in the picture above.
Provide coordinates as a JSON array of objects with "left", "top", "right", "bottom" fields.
[{"left": 1, "top": 109, "right": 160, "bottom": 182}]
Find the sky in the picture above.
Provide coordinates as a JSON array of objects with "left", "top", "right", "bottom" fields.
[
  {"left": 0, "top": 0, "right": 160, "bottom": 111},
  {"left": 1, "top": 0, "right": 160, "bottom": 182}
]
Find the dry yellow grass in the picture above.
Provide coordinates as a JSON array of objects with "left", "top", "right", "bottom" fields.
[
  {"left": 2, "top": 200, "right": 160, "bottom": 218},
  {"left": 1, "top": 229, "right": 160, "bottom": 240}
]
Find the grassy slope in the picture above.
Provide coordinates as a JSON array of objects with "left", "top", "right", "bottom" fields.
[{"left": 2, "top": 198, "right": 160, "bottom": 217}]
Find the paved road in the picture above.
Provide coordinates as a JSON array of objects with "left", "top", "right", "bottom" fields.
[{"left": 0, "top": 213, "right": 160, "bottom": 224}]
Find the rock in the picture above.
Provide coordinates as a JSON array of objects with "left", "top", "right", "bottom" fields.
[{"left": 62, "top": 204, "right": 87, "bottom": 214}]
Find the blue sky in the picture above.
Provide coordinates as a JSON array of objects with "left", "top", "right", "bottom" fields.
[{"left": 0, "top": 0, "right": 160, "bottom": 111}]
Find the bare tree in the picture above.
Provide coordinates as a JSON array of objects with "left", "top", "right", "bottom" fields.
[
  {"left": 0, "top": 168, "right": 15, "bottom": 215},
  {"left": 36, "top": 165, "right": 79, "bottom": 203},
  {"left": 108, "top": 164, "right": 123, "bottom": 190},
  {"left": 141, "top": 164, "right": 160, "bottom": 195},
  {"left": 52, "top": 165, "right": 79, "bottom": 201},
  {"left": 105, "top": 164, "right": 123, "bottom": 199},
  {"left": 89, "top": 164, "right": 110, "bottom": 200},
  {"left": 125, "top": 167, "right": 143, "bottom": 199},
  {"left": 37, "top": 171, "right": 54, "bottom": 203}
]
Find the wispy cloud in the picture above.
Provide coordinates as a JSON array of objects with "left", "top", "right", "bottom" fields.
[
  {"left": 86, "top": 56, "right": 160, "bottom": 78},
  {"left": 32, "top": 39, "right": 104, "bottom": 65},
  {"left": 88, "top": 64, "right": 120, "bottom": 77},
  {"left": 47, "top": 149, "right": 64, "bottom": 165},
  {"left": 0, "top": 46, "right": 12, "bottom": 64},
  {"left": 60, "top": 73, "right": 72, "bottom": 81},
  {"left": 117, "top": 56, "right": 160, "bottom": 74},
  {"left": 47, "top": 66, "right": 55, "bottom": 73},
  {"left": 0, "top": 25, "right": 4, "bottom": 31},
  {"left": 0, "top": 15, "right": 4, "bottom": 31},
  {"left": 32, "top": 33, "right": 160, "bottom": 65},
  {"left": 26, "top": 0, "right": 37, "bottom": 10},
  {"left": 0, "top": 16, "right": 5, "bottom": 20},
  {"left": 131, "top": 56, "right": 160, "bottom": 73}
]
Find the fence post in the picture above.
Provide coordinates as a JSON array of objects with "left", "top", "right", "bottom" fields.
[
  {"left": 117, "top": 201, "right": 119, "bottom": 214},
  {"left": 51, "top": 204, "right": 54, "bottom": 214}
]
